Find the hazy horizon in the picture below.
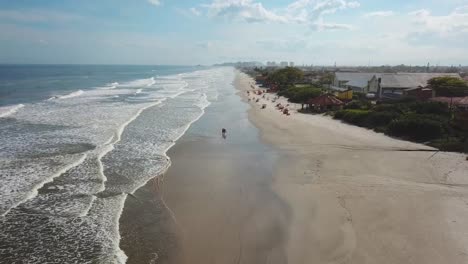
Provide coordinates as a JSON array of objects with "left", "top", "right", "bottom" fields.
[{"left": 1, "top": 0, "right": 468, "bottom": 66}]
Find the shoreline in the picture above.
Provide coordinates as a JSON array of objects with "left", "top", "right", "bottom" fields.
[
  {"left": 118, "top": 94, "right": 213, "bottom": 263},
  {"left": 119, "top": 69, "right": 289, "bottom": 264},
  {"left": 120, "top": 68, "right": 468, "bottom": 264},
  {"left": 238, "top": 71, "right": 468, "bottom": 263}
]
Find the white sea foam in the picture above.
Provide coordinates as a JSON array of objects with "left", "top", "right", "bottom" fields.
[
  {"left": 98, "top": 82, "right": 119, "bottom": 90},
  {"left": 1, "top": 154, "right": 87, "bottom": 216},
  {"left": 0, "top": 66, "right": 234, "bottom": 262},
  {"left": 58, "top": 90, "right": 84, "bottom": 99},
  {"left": 119, "top": 77, "right": 155, "bottom": 88},
  {"left": 0, "top": 104, "right": 24, "bottom": 118},
  {"left": 195, "top": 93, "right": 211, "bottom": 109}
]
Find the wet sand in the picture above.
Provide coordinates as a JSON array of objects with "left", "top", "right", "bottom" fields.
[
  {"left": 120, "top": 75, "right": 289, "bottom": 264},
  {"left": 121, "top": 70, "right": 468, "bottom": 264}
]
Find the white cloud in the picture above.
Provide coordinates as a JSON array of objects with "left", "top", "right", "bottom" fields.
[
  {"left": 311, "top": 21, "right": 354, "bottom": 31},
  {"left": 312, "top": 0, "right": 360, "bottom": 15},
  {"left": 363, "top": 11, "right": 394, "bottom": 18},
  {"left": 204, "top": 0, "right": 288, "bottom": 23},
  {"left": 200, "top": 0, "right": 359, "bottom": 31},
  {"left": 190, "top": 7, "right": 201, "bottom": 16},
  {"left": 148, "top": 0, "right": 162, "bottom": 6},
  {"left": 409, "top": 6, "right": 468, "bottom": 35}
]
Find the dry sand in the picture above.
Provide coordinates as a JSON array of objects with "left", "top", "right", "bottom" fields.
[{"left": 239, "top": 71, "right": 468, "bottom": 264}]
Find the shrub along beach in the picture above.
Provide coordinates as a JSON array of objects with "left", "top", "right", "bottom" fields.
[{"left": 247, "top": 67, "right": 468, "bottom": 153}]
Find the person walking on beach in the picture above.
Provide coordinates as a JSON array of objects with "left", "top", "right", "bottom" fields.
[{"left": 221, "top": 128, "right": 227, "bottom": 139}]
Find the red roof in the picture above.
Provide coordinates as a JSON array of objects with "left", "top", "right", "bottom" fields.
[{"left": 308, "top": 94, "right": 344, "bottom": 106}]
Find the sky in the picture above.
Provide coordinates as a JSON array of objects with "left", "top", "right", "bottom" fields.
[{"left": 0, "top": 0, "right": 468, "bottom": 66}]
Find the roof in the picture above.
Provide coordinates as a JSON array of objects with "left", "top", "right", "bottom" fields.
[
  {"left": 336, "top": 72, "right": 461, "bottom": 90},
  {"left": 430, "top": 96, "right": 468, "bottom": 106},
  {"left": 330, "top": 85, "right": 348, "bottom": 92},
  {"left": 404, "top": 87, "right": 433, "bottom": 92},
  {"left": 335, "top": 72, "right": 378, "bottom": 88},
  {"left": 308, "top": 94, "right": 344, "bottom": 106},
  {"left": 380, "top": 73, "right": 461, "bottom": 89}
]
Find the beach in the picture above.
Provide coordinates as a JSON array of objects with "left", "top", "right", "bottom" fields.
[
  {"left": 238, "top": 71, "right": 468, "bottom": 263},
  {"left": 122, "top": 69, "right": 468, "bottom": 264}
]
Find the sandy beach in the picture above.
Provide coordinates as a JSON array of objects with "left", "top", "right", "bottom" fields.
[
  {"left": 238, "top": 71, "right": 468, "bottom": 264},
  {"left": 121, "top": 69, "right": 468, "bottom": 264}
]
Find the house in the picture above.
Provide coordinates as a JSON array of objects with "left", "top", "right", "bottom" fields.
[
  {"left": 255, "top": 75, "right": 267, "bottom": 86},
  {"left": 308, "top": 94, "right": 344, "bottom": 112},
  {"left": 336, "top": 89, "right": 353, "bottom": 101},
  {"left": 368, "top": 73, "right": 461, "bottom": 98},
  {"left": 403, "top": 87, "right": 435, "bottom": 101},
  {"left": 333, "top": 72, "right": 378, "bottom": 92}
]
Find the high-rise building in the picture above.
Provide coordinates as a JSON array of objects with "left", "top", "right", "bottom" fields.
[
  {"left": 266, "top": 61, "right": 277, "bottom": 67},
  {"left": 280, "top": 61, "right": 288, "bottom": 67},
  {"left": 289, "top": 62, "right": 295, "bottom": 67}
]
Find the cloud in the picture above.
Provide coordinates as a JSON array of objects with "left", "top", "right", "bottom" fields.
[
  {"left": 148, "top": 0, "right": 162, "bottom": 6},
  {"left": 311, "top": 0, "right": 360, "bottom": 15},
  {"left": 204, "top": 0, "right": 288, "bottom": 23},
  {"left": 409, "top": 6, "right": 468, "bottom": 34},
  {"left": 364, "top": 11, "right": 394, "bottom": 18},
  {"left": 311, "top": 21, "right": 354, "bottom": 31},
  {"left": 0, "top": 10, "right": 82, "bottom": 23},
  {"left": 200, "top": 0, "right": 359, "bottom": 31},
  {"left": 190, "top": 7, "right": 201, "bottom": 16}
]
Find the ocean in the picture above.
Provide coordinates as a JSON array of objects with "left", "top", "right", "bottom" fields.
[{"left": 0, "top": 65, "right": 234, "bottom": 263}]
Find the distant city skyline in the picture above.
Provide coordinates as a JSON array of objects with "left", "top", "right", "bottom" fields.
[{"left": 1, "top": 0, "right": 468, "bottom": 65}]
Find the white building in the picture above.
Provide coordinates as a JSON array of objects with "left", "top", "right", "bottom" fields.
[
  {"left": 289, "top": 62, "right": 295, "bottom": 67},
  {"left": 280, "top": 61, "right": 289, "bottom": 67},
  {"left": 266, "top": 61, "right": 277, "bottom": 67}
]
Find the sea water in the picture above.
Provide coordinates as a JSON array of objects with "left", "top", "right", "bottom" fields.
[{"left": 0, "top": 65, "right": 233, "bottom": 263}]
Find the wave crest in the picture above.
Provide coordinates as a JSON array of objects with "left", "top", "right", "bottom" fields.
[{"left": 0, "top": 104, "right": 25, "bottom": 118}]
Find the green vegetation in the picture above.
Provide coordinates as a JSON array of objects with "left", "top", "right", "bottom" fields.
[
  {"left": 333, "top": 100, "right": 467, "bottom": 151},
  {"left": 263, "top": 67, "right": 324, "bottom": 108},
  {"left": 387, "top": 116, "right": 445, "bottom": 141},
  {"left": 278, "top": 85, "right": 322, "bottom": 109},
  {"left": 266, "top": 67, "right": 304, "bottom": 90},
  {"left": 428, "top": 76, "right": 468, "bottom": 97},
  {"left": 319, "top": 72, "right": 334, "bottom": 86}
]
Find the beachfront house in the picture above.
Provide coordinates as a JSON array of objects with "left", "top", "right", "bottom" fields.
[
  {"left": 368, "top": 73, "right": 461, "bottom": 99},
  {"left": 333, "top": 72, "right": 377, "bottom": 92},
  {"left": 308, "top": 94, "right": 344, "bottom": 112},
  {"left": 403, "top": 87, "right": 435, "bottom": 100}
]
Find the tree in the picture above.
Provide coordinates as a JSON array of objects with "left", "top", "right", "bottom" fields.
[
  {"left": 319, "top": 72, "right": 334, "bottom": 86},
  {"left": 284, "top": 86, "right": 322, "bottom": 109},
  {"left": 428, "top": 77, "right": 468, "bottom": 97},
  {"left": 267, "top": 67, "right": 304, "bottom": 90}
]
